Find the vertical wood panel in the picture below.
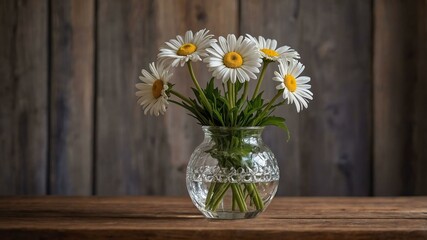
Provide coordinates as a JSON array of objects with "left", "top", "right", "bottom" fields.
[
  {"left": 50, "top": 0, "right": 94, "bottom": 195},
  {"left": 374, "top": 0, "right": 427, "bottom": 195},
  {"left": 156, "top": 0, "right": 238, "bottom": 195},
  {"left": 1, "top": 0, "right": 426, "bottom": 197},
  {"left": 0, "top": 0, "right": 48, "bottom": 195},
  {"left": 241, "top": 0, "right": 373, "bottom": 196},
  {"left": 240, "top": 0, "right": 303, "bottom": 196},
  {"left": 294, "top": 0, "right": 373, "bottom": 196},
  {"left": 97, "top": 0, "right": 154, "bottom": 195},
  {"left": 414, "top": 0, "right": 427, "bottom": 195},
  {"left": 96, "top": 0, "right": 238, "bottom": 195}
]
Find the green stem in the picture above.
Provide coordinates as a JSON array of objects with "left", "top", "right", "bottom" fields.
[
  {"left": 187, "top": 62, "right": 212, "bottom": 113},
  {"left": 210, "top": 183, "right": 231, "bottom": 211},
  {"left": 169, "top": 90, "right": 193, "bottom": 106},
  {"left": 252, "top": 62, "right": 269, "bottom": 99},
  {"left": 232, "top": 83, "right": 236, "bottom": 107},
  {"left": 231, "top": 82, "right": 237, "bottom": 125},
  {"left": 231, "top": 183, "right": 247, "bottom": 212},
  {"left": 252, "top": 183, "right": 264, "bottom": 210},
  {"left": 205, "top": 181, "right": 216, "bottom": 206},
  {"left": 227, "top": 81, "right": 236, "bottom": 126},
  {"left": 232, "top": 192, "right": 236, "bottom": 211},
  {"left": 227, "top": 81, "right": 234, "bottom": 108},
  {"left": 263, "top": 91, "right": 282, "bottom": 114},
  {"left": 251, "top": 90, "right": 283, "bottom": 125},
  {"left": 242, "top": 82, "right": 248, "bottom": 102},
  {"left": 246, "top": 183, "right": 264, "bottom": 210}
]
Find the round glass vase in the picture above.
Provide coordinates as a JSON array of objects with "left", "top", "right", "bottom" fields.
[{"left": 186, "top": 126, "right": 279, "bottom": 219}]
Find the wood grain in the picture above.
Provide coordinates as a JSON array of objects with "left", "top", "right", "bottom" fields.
[
  {"left": 0, "top": 197, "right": 426, "bottom": 239},
  {"left": 240, "top": 0, "right": 303, "bottom": 196},
  {"left": 155, "top": 0, "right": 239, "bottom": 195},
  {"left": 0, "top": 0, "right": 426, "bottom": 197},
  {"left": 96, "top": 0, "right": 238, "bottom": 195},
  {"left": 241, "top": 0, "right": 373, "bottom": 196},
  {"left": 374, "top": 0, "right": 427, "bottom": 195},
  {"left": 50, "top": 0, "right": 94, "bottom": 195},
  {"left": 0, "top": 0, "right": 48, "bottom": 195},
  {"left": 414, "top": 0, "right": 427, "bottom": 195},
  {"left": 96, "top": 0, "right": 154, "bottom": 195}
]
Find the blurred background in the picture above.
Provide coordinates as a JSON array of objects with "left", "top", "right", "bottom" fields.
[{"left": 0, "top": 0, "right": 426, "bottom": 196}]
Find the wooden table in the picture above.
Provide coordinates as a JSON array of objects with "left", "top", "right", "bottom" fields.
[{"left": 0, "top": 197, "right": 426, "bottom": 239}]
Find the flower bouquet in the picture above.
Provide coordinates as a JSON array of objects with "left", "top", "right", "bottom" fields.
[{"left": 136, "top": 29, "right": 313, "bottom": 219}]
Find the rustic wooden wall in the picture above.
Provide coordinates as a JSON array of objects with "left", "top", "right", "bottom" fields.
[
  {"left": 374, "top": 0, "right": 427, "bottom": 195},
  {"left": 0, "top": 0, "right": 48, "bottom": 195},
  {"left": 241, "top": 0, "right": 373, "bottom": 196},
  {"left": 50, "top": 0, "right": 94, "bottom": 195},
  {"left": 0, "top": 0, "right": 426, "bottom": 196}
]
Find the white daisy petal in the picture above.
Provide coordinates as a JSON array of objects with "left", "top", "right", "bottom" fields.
[
  {"left": 237, "top": 68, "right": 249, "bottom": 82},
  {"left": 176, "top": 35, "right": 184, "bottom": 44},
  {"left": 208, "top": 44, "right": 225, "bottom": 57},
  {"left": 271, "top": 40, "right": 277, "bottom": 50},
  {"left": 170, "top": 39, "right": 182, "bottom": 48},
  {"left": 292, "top": 61, "right": 305, "bottom": 77},
  {"left": 184, "top": 30, "right": 193, "bottom": 43},
  {"left": 228, "top": 34, "right": 236, "bottom": 51},
  {"left": 157, "top": 29, "right": 216, "bottom": 67},
  {"left": 219, "top": 36, "right": 228, "bottom": 53},
  {"left": 296, "top": 76, "right": 311, "bottom": 84},
  {"left": 274, "top": 60, "right": 312, "bottom": 112},
  {"left": 136, "top": 62, "right": 172, "bottom": 116},
  {"left": 165, "top": 42, "right": 177, "bottom": 50},
  {"left": 245, "top": 34, "right": 300, "bottom": 62},
  {"left": 246, "top": 70, "right": 257, "bottom": 80},
  {"left": 230, "top": 69, "right": 237, "bottom": 83},
  {"left": 276, "top": 83, "right": 284, "bottom": 90},
  {"left": 204, "top": 34, "right": 261, "bottom": 83}
]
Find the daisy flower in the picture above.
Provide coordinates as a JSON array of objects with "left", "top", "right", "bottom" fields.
[
  {"left": 158, "top": 29, "right": 216, "bottom": 67},
  {"left": 204, "top": 34, "right": 262, "bottom": 83},
  {"left": 135, "top": 62, "right": 172, "bottom": 116},
  {"left": 273, "top": 60, "right": 313, "bottom": 112},
  {"left": 246, "top": 34, "right": 300, "bottom": 62}
]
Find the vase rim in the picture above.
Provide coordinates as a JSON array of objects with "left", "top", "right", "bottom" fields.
[{"left": 201, "top": 126, "right": 265, "bottom": 130}]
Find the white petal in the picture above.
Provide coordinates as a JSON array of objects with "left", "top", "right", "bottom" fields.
[
  {"left": 218, "top": 36, "right": 228, "bottom": 53},
  {"left": 296, "top": 76, "right": 311, "bottom": 84},
  {"left": 292, "top": 62, "right": 305, "bottom": 77},
  {"left": 228, "top": 34, "right": 236, "bottom": 52}
]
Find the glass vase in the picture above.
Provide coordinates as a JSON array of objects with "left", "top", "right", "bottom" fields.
[{"left": 186, "top": 126, "right": 279, "bottom": 219}]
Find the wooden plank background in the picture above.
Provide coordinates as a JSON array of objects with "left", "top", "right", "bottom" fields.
[
  {"left": 0, "top": 0, "right": 426, "bottom": 196},
  {"left": 0, "top": 0, "right": 48, "bottom": 195},
  {"left": 374, "top": 0, "right": 427, "bottom": 196},
  {"left": 49, "top": 0, "right": 94, "bottom": 195}
]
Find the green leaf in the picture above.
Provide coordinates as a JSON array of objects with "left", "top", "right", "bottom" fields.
[{"left": 259, "top": 116, "right": 290, "bottom": 141}]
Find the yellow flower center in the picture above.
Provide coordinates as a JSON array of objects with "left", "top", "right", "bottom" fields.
[
  {"left": 284, "top": 75, "right": 297, "bottom": 92},
  {"left": 261, "top": 48, "right": 279, "bottom": 57},
  {"left": 177, "top": 43, "right": 197, "bottom": 56},
  {"left": 152, "top": 80, "right": 164, "bottom": 99},
  {"left": 223, "top": 52, "right": 243, "bottom": 68}
]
